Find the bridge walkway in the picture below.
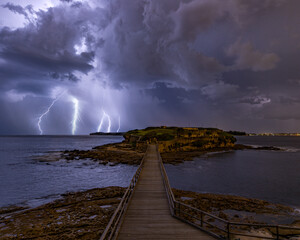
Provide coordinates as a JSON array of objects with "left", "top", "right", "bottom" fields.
[{"left": 117, "top": 145, "right": 215, "bottom": 240}]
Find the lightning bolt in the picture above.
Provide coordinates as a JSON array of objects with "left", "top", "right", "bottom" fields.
[
  {"left": 117, "top": 115, "right": 120, "bottom": 133},
  {"left": 71, "top": 97, "right": 79, "bottom": 135},
  {"left": 37, "top": 92, "right": 64, "bottom": 135},
  {"left": 97, "top": 110, "right": 111, "bottom": 133},
  {"left": 97, "top": 113, "right": 105, "bottom": 133},
  {"left": 106, "top": 112, "right": 111, "bottom": 132}
]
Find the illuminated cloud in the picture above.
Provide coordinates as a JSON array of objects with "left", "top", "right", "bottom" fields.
[{"left": 0, "top": 0, "right": 300, "bottom": 134}]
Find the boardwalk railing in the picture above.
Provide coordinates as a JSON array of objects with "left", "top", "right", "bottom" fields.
[
  {"left": 157, "top": 146, "right": 300, "bottom": 240},
  {"left": 99, "top": 147, "right": 147, "bottom": 240}
]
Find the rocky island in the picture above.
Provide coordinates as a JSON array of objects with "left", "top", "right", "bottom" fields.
[
  {"left": 61, "top": 126, "right": 241, "bottom": 165},
  {"left": 37, "top": 126, "right": 280, "bottom": 165},
  {"left": 60, "top": 126, "right": 280, "bottom": 165}
]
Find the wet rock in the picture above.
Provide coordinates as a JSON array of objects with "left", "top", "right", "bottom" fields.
[
  {"left": 0, "top": 206, "right": 28, "bottom": 215},
  {"left": 255, "top": 146, "right": 281, "bottom": 151},
  {"left": 161, "top": 144, "right": 282, "bottom": 164},
  {"left": 61, "top": 143, "right": 144, "bottom": 166},
  {"left": 218, "top": 211, "right": 228, "bottom": 220},
  {"left": 173, "top": 189, "right": 300, "bottom": 239},
  {"left": 0, "top": 187, "right": 126, "bottom": 240},
  {"left": 173, "top": 188, "right": 295, "bottom": 221}
]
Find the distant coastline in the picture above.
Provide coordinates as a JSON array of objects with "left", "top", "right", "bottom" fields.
[
  {"left": 248, "top": 133, "right": 300, "bottom": 136},
  {"left": 226, "top": 130, "right": 300, "bottom": 136},
  {"left": 90, "top": 132, "right": 124, "bottom": 136},
  {"left": 90, "top": 130, "right": 300, "bottom": 137}
]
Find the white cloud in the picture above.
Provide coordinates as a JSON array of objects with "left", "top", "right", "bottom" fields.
[
  {"left": 74, "top": 37, "right": 88, "bottom": 55},
  {"left": 239, "top": 95, "right": 271, "bottom": 107}
]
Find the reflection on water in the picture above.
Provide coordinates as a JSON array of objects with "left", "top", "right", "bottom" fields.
[
  {"left": 0, "top": 136, "right": 137, "bottom": 208},
  {"left": 165, "top": 136, "right": 300, "bottom": 208}
]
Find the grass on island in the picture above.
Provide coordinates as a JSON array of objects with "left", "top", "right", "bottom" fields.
[{"left": 125, "top": 126, "right": 236, "bottom": 153}]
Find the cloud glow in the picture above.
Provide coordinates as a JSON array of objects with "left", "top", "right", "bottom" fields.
[{"left": 0, "top": 0, "right": 300, "bottom": 134}]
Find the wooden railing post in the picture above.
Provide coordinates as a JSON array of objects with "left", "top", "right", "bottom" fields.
[
  {"left": 200, "top": 212, "right": 203, "bottom": 227},
  {"left": 156, "top": 144, "right": 300, "bottom": 240},
  {"left": 227, "top": 222, "right": 230, "bottom": 239}
]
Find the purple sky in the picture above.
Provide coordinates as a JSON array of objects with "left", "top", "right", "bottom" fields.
[{"left": 0, "top": 0, "right": 300, "bottom": 134}]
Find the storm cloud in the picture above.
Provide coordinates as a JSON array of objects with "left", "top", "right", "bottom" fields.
[{"left": 0, "top": 0, "right": 300, "bottom": 134}]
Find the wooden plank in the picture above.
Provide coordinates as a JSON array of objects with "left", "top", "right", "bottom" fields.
[{"left": 116, "top": 145, "right": 216, "bottom": 240}]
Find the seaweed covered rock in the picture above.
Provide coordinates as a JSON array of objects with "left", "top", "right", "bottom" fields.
[{"left": 0, "top": 187, "right": 126, "bottom": 239}]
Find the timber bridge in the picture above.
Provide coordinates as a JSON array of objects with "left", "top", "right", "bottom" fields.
[{"left": 100, "top": 145, "right": 300, "bottom": 240}]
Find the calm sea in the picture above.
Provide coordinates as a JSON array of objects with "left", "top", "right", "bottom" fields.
[
  {"left": 1, "top": 135, "right": 300, "bottom": 209},
  {"left": 166, "top": 136, "right": 300, "bottom": 208},
  {"left": 0, "top": 135, "right": 136, "bottom": 208}
]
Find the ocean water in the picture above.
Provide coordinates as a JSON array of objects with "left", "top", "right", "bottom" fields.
[
  {"left": 166, "top": 136, "right": 300, "bottom": 208},
  {"left": 0, "top": 135, "right": 137, "bottom": 208},
  {"left": 1, "top": 135, "right": 300, "bottom": 210}
]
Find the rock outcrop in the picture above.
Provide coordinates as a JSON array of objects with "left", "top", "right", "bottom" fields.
[
  {"left": 0, "top": 187, "right": 126, "bottom": 239},
  {"left": 124, "top": 126, "right": 236, "bottom": 153}
]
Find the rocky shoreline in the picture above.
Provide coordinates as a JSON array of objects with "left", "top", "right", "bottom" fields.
[
  {"left": 161, "top": 144, "right": 282, "bottom": 164},
  {"left": 10, "top": 127, "right": 296, "bottom": 239},
  {"left": 34, "top": 126, "right": 284, "bottom": 166},
  {"left": 173, "top": 189, "right": 300, "bottom": 239},
  {"left": 173, "top": 189, "right": 298, "bottom": 224},
  {"left": 35, "top": 141, "right": 282, "bottom": 166},
  {"left": 0, "top": 187, "right": 126, "bottom": 240},
  {"left": 1, "top": 187, "right": 299, "bottom": 239},
  {"left": 35, "top": 142, "right": 145, "bottom": 165}
]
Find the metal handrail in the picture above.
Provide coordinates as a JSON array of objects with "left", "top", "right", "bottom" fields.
[
  {"left": 157, "top": 145, "right": 300, "bottom": 240},
  {"left": 99, "top": 146, "right": 148, "bottom": 240}
]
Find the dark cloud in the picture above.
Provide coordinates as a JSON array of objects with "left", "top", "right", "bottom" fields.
[
  {"left": 229, "top": 0, "right": 286, "bottom": 25},
  {"left": 201, "top": 81, "right": 239, "bottom": 100},
  {"left": 170, "top": 0, "right": 226, "bottom": 41},
  {"left": 2, "top": 3, "right": 33, "bottom": 17},
  {"left": 226, "top": 40, "right": 280, "bottom": 71},
  {"left": 0, "top": 3, "right": 96, "bottom": 96},
  {"left": 1, "top": 3, "right": 34, "bottom": 23},
  {"left": 145, "top": 82, "right": 194, "bottom": 105},
  {"left": 0, "top": 45, "right": 93, "bottom": 73},
  {"left": 0, "top": 0, "right": 300, "bottom": 134}
]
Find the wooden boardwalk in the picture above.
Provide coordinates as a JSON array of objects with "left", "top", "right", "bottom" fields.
[{"left": 117, "top": 145, "right": 215, "bottom": 240}]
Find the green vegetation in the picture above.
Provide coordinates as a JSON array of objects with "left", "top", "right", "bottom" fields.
[
  {"left": 126, "top": 127, "right": 175, "bottom": 141},
  {"left": 124, "top": 126, "right": 236, "bottom": 152}
]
